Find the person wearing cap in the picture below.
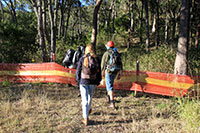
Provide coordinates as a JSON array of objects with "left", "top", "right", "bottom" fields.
[{"left": 101, "top": 41, "right": 122, "bottom": 109}]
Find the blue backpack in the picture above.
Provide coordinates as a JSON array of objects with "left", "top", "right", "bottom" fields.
[{"left": 106, "top": 49, "right": 122, "bottom": 73}]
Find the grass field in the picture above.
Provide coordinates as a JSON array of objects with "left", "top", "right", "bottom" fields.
[{"left": 0, "top": 83, "right": 189, "bottom": 132}]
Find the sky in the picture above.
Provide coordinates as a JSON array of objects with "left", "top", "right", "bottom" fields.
[{"left": 80, "top": 0, "right": 87, "bottom": 6}]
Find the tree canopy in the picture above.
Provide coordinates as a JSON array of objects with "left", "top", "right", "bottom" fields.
[{"left": 0, "top": 0, "right": 199, "bottom": 75}]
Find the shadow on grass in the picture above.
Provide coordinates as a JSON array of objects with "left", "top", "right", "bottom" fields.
[{"left": 89, "top": 119, "right": 133, "bottom": 125}]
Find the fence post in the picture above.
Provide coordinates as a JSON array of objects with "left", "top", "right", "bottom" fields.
[
  {"left": 50, "top": 52, "right": 55, "bottom": 62},
  {"left": 136, "top": 60, "right": 139, "bottom": 75},
  {"left": 135, "top": 60, "right": 140, "bottom": 96}
]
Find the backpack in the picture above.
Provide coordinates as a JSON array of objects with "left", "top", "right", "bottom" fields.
[
  {"left": 106, "top": 49, "right": 122, "bottom": 73},
  {"left": 81, "top": 54, "right": 99, "bottom": 80},
  {"left": 62, "top": 48, "right": 75, "bottom": 67},
  {"left": 72, "top": 46, "right": 85, "bottom": 65}
]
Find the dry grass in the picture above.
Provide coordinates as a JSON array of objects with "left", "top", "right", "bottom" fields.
[{"left": 0, "top": 83, "right": 187, "bottom": 132}]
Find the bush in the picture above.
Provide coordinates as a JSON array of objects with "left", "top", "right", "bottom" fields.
[
  {"left": 177, "top": 97, "right": 200, "bottom": 132},
  {"left": 121, "top": 44, "right": 176, "bottom": 73}
]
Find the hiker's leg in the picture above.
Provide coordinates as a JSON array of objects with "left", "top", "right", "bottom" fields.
[
  {"left": 105, "top": 72, "right": 116, "bottom": 107},
  {"left": 80, "top": 84, "right": 89, "bottom": 119},
  {"left": 88, "top": 85, "right": 95, "bottom": 112}
]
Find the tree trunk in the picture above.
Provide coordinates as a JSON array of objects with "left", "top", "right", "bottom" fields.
[
  {"left": 3, "top": 0, "right": 17, "bottom": 23},
  {"left": 174, "top": 0, "right": 190, "bottom": 75},
  {"left": 139, "top": 0, "right": 144, "bottom": 43},
  {"left": 194, "top": 0, "right": 200, "bottom": 48},
  {"left": 144, "top": 0, "right": 150, "bottom": 52},
  {"left": 48, "top": 0, "right": 58, "bottom": 61},
  {"left": 78, "top": 2, "right": 82, "bottom": 40},
  {"left": 127, "top": 0, "right": 131, "bottom": 49},
  {"left": 155, "top": 0, "right": 160, "bottom": 47},
  {"left": 31, "top": 0, "right": 47, "bottom": 62},
  {"left": 0, "top": 1, "right": 4, "bottom": 21},
  {"left": 152, "top": 15, "right": 156, "bottom": 33},
  {"left": 63, "top": 1, "right": 73, "bottom": 45},
  {"left": 131, "top": 0, "right": 135, "bottom": 32},
  {"left": 91, "top": 0, "right": 102, "bottom": 52},
  {"left": 111, "top": 0, "right": 116, "bottom": 33},
  {"left": 195, "top": 24, "right": 200, "bottom": 48},
  {"left": 9, "top": 0, "right": 17, "bottom": 23},
  {"left": 165, "top": 8, "right": 169, "bottom": 44},
  {"left": 58, "top": 0, "right": 65, "bottom": 39},
  {"left": 42, "top": 0, "right": 50, "bottom": 57},
  {"left": 172, "top": 10, "right": 176, "bottom": 41}
]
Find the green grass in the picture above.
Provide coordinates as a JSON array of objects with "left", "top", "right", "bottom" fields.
[{"left": 177, "top": 98, "right": 200, "bottom": 132}]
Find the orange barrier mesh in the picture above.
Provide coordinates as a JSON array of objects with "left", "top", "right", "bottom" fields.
[{"left": 0, "top": 63, "right": 199, "bottom": 97}]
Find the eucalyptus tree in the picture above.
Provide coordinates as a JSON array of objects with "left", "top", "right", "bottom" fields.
[
  {"left": 174, "top": 0, "right": 191, "bottom": 75},
  {"left": 91, "top": 0, "right": 102, "bottom": 51},
  {"left": 0, "top": 1, "right": 4, "bottom": 21},
  {"left": 0, "top": 0, "right": 38, "bottom": 63},
  {"left": 48, "top": 0, "right": 59, "bottom": 61},
  {"left": 30, "top": 0, "right": 48, "bottom": 62},
  {"left": 193, "top": 0, "right": 200, "bottom": 48},
  {"left": 143, "top": 0, "right": 150, "bottom": 52},
  {"left": 2, "top": 0, "right": 17, "bottom": 23}
]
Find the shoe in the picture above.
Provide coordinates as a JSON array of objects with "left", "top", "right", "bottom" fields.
[
  {"left": 82, "top": 118, "right": 88, "bottom": 126},
  {"left": 109, "top": 103, "right": 116, "bottom": 109},
  {"left": 89, "top": 109, "right": 92, "bottom": 114},
  {"left": 107, "top": 95, "right": 110, "bottom": 103}
]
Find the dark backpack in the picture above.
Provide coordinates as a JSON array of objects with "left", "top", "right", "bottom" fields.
[
  {"left": 81, "top": 54, "right": 99, "bottom": 80},
  {"left": 72, "top": 46, "right": 85, "bottom": 65},
  {"left": 106, "top": 49, "right": 122, "bottom": 73},
  {"left": 62, "top": 48, "right": 75, "bottom": 67}
]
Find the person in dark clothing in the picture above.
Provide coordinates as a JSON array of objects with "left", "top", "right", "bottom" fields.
[{"left": 76, "top": 44, "right": 102, "bottom": 126}]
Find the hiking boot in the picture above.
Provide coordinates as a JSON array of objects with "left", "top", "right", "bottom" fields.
[
  {"left": 109, "top": 103, "right": 116, "bottom": 109},
  {"left": 107, "top": 95, "right": 110, "bottom": 103},
  {"left": 82, "top": 118, "right": 89, "bottom": 126},
  {"left": 89, "top": 109, "right": 92, "bottom": 114}
]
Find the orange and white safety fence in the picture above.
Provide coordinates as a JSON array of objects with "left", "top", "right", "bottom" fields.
[{"left": 0, "top": 62, "right": 199, "bottom": 97}]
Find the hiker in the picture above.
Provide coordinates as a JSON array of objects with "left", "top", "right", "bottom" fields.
[
  {"left": 101, "top": 41, "right": 123, "bottom": 109},
  {"left": 76, "top": 44, "right": 101, "bottom": 126}
]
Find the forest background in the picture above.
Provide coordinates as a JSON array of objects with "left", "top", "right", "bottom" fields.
[{"left": 0, "top": 0, "right": 199, "bottom": 75}]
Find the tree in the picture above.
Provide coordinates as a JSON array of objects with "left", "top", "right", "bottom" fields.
[
  {"left": 3, "top": 0, "right": 17, "bottom": 23},
  {"left": 174, "top": 0, "right": 191, "bottom": 75},
  {"left": 62, "top": 0, "right": 74, "bottom": 45},
  {"left": 194, "top": 0, "right": 200, "bottom": 48},
  {"left": 143, "top": 0, "right": 150, "bottom": 52},
  {"left": 48, "top": 0, "right": 59, "bottom": 61},
  {"left": 0, "top": 1, "right": 4, "bottom": 21},
  {"left": 91, "top": 0, "right": 102, "bottom": 52},
  {"left": 30, "top": 0, "right": 48, "bottom": 62}
]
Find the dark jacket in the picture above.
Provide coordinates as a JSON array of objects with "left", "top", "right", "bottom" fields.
[{"left": 76, "top": 56, "right": 102, "bottom": 85}]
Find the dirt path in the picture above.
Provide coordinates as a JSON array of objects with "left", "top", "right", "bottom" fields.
[{"left": 0, "top": 83, "right": 185, "bottom": 132}]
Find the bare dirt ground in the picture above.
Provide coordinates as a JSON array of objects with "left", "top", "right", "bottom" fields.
[{"left": 0, "top": 83, "right": 186, "bottom": 132}]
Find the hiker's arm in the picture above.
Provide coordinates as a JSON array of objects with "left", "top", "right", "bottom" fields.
[
  {"left": 76, "top": 57, "right": 83, "bottom": 84},
  {"left": 101, "top": 52, "right": 109, "bottom": 75},
  {"left": 96, "top": 58, "right": 102, "bottom": 86},
  {"left": 116, "top": 61, "right": 123, "bottom": 80}
]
